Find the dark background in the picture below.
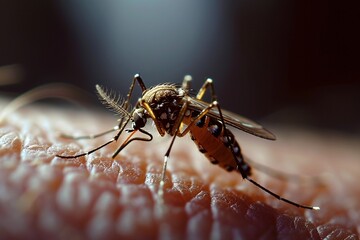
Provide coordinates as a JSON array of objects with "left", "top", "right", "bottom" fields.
[{"left": 0, "top": 1, "right": 359, "bottom": 134}]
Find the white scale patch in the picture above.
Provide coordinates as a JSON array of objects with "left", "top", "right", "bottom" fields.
[
  {"left": 160, "top": 112, "right": 167, "bottom": 120},
  {"left": 233, "top": 146, "right": 240, "bottom": 155}
]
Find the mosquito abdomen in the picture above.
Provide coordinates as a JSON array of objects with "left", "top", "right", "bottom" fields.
[{"left": 185, "top": 114, "right": 252, "bottom": 176}]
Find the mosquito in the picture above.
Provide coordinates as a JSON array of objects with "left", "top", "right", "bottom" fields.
[{"left": 57, "top": 74, "right": 320, "bottom": 210}]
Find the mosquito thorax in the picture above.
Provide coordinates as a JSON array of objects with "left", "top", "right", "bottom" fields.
[
  {"left": 142, "top": 84, "right": 183, "bottom": 103},
  {"left": 141, "top": 84, "right": 185, "bottom": 134},
  {"left": 132, "top": 108, "right": 147, "bottom": 129}
]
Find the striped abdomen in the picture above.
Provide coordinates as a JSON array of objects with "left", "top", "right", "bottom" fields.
[{"left": 183, "top": 112, "right": 251, "bottom": 176}]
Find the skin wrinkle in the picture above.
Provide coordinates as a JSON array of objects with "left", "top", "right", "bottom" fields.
[{"left": 0, "top": 102, "right": 359, "bottom": 239}]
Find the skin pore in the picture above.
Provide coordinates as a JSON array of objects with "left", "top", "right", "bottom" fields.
[{"left": 0, "top": 99, "right": 359, "bottom": 239}]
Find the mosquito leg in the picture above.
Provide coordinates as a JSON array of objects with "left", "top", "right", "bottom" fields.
[
  {"left": 199, "top": 82, "right": 320, "bottom": 210},
  {"left": 57, "top": 111, "right": 131, "bottom": 159},
  {"left": 56, "top": 137, "right": 116, "bottom": 158},
  {"left": 193, "top": 79, "right": 233, "bottom": 149},
  {"left": 245, "top": 176, "right": 320, "bottom": 210},
  {"left": 119, "top": 74, "right": 147, "bottom": 111},
  {"left": 181, "top": 78, "right": 319, "bottom": 210},
  {"left": 57, "top": 75, "right": 148, "bottom": 159},
  {"left": 59, "top": 75, "right": 145, "bottom": 142},
  {"left": 177, "top": 100, "right": 218, "bottom": 137},
  {"left": 196, "top": 78, "right": 217, "bottom": 101},
  {"left": 158, "top": 132, "right": 178, "bottom": 198},
  {"left": 181, "top": 75, "right": 192, "bottom": 93},
  {"left": 176, "top": 99, "right": 233, "bottom": 167},
  {"left": 192, "top": 79, "right": 233, "bottom": 147}
]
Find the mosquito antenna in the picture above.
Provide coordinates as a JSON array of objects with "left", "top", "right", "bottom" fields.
[
  {"left": 96, "top": 84, "right": 131, "bottom": 118},
  {"left": 134, "top": 74, "right": 147, "bottom": 93},
  {"left": 244, "top": 175, "right": 320, "bottom": 210}
]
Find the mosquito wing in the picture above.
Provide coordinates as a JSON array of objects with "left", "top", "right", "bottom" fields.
[{"left": 186, "top": 97, "right": 276, "bottom": 140}]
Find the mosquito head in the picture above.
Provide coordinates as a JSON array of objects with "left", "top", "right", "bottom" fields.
[{"left": 132, "top": 108, "right": 147, "bottom": 129}]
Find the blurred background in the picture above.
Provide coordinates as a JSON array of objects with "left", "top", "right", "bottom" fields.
[{"left": 0, "top": 0, "right": 359, "bottom": 135}]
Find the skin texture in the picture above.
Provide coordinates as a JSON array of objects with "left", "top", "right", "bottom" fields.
[{"left": 0, "top": 100, "right": 359, "bottom": 240}]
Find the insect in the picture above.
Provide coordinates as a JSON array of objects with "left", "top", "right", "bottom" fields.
[{"left": 57, "top": 74, "right": 320, "bottom": 210}]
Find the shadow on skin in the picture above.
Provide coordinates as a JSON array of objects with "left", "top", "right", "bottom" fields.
[{"left": 0, "top": 101, "right": 359, "bottom": 239}]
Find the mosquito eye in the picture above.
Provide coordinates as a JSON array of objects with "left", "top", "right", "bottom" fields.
[{"left": 132, "top": 110, "right": 147, "bottom": 129}]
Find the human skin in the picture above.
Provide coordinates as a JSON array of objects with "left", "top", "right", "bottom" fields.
[{"left": 0, "top": 101, "right": 359, "bottom": 239}]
